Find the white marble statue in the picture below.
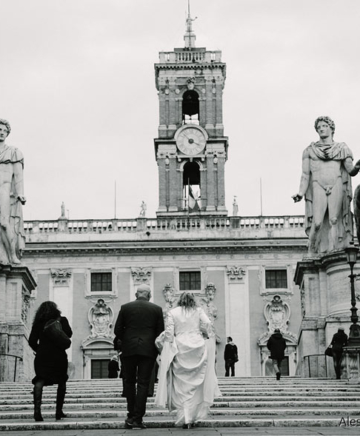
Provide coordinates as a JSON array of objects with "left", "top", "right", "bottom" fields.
[
  {"left": 139, "top": 201, "right": 147, "bottom": 217},
  {"left": 232, "top": 196, "right": 238, "bottom": 216},
  {"left": 0, "top": 119, "right": 26, "bottom": 265},
  {"left": 293, "top": 116, "right": 360, "bottom": 256}
]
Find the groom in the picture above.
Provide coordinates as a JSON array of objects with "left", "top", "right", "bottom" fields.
[{"left": 114, "top": 284, "right": 164, "bottom": 429}]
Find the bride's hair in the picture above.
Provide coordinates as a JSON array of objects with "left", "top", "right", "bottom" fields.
[{"left": 178, "top": 292, "right": 197, "bottom": 309}]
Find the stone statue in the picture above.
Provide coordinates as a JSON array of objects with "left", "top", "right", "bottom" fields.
[
  {"left": 292, "top": 116, "right": 360, "bottom": 256},
  {"left": 232, "top": 196, "right": 238, "bottom": 216},
  {"left": 139, "top": 201, "right": 147, "bottom": 217},
  {"left": 60, "top": 202, "right": 66, "bottom": 219},
  {"left": 0, "top": 119, "right": 26, "bottom": 265}
]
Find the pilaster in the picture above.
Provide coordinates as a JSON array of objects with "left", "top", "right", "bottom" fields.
[{"left": 206, "top": 152, "right": 215, "bottom": 211}]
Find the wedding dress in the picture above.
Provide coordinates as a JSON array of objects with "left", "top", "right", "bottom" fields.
[{"left": 155, "top": 306, "right": 221, "bottom": 426}]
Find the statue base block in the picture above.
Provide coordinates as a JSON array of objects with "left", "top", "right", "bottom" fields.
[
  {"left": 294, "top": 251, "right": 354, "bottom": 378},
  {"left": 0, "top": 265, "right": 36, "bottom": 382},
  {"left": 343, "top": 346, "right": 360, "bottom": 383}
]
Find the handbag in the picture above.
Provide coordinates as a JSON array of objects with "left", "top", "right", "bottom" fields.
[
  {"left": 43, "top": 318, "right": 71, "bottom": 350},
  {"left": 325, "top": 346, "right": 333, "bottom": 357}
]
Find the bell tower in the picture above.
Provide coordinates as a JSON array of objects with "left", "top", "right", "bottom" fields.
[{"left": 154, "top": 5, "right": 228, "bottom": 216}]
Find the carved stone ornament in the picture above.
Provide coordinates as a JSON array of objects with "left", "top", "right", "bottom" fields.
[
  {"left": 162, "top": 283, "right": 178, "bottom": 321},
  {"left": 264, "top": 295, "right": 290, "bottom": 333},
  {"left": 51, "top": 269, "right": 72, "bottom": 286},
  {"left": 21, "top": 288, "right": 31, "bottom": 324},
  {"left": 88, "top": 298, "right": 113, "bottom": 339},
  {"left": 186, "top": 77, "right": 195, "bottom": 90},
  {"left": 226, "top": 266, "right": 246, "bottom": 282},
  {"left": 198, "top": 283, "right": 218, "bottom": 340},
  {"left": 131, "top": 267, "right": 152, "bottom": 285},
  {"left": 300, "top": 286, "right": 306, "bottom": 317}
]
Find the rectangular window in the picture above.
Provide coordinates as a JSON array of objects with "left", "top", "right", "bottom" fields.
[
  {"left": 179, "top": 271, "right": 201, "bottom": 291},
  {"left": 91, "top": 359, "right": 108, "bottom": 379},
  {"left": 91, "top": 272, "right": 112, "bottom": 293},
  {"left": 265, "top": 269, "right": 287, "bottom": 289}
]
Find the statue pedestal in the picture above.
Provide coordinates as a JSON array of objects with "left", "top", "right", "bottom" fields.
[
  {"left": 0, "top": 265, "right": 36, "bottom": 382},
  {"left": 294, "top": 251, "right": 355, "bottom": 378},
  {"left": 343, "top": 346, "right": 360, "bottom": 383}
]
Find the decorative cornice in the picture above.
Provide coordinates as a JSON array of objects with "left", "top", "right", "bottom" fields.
[
  {"left": 155, "top": 63, "right": 226, "bottom": 72},
  {"left": 24, "top": 240, "right": 307, "bottom": 258}
]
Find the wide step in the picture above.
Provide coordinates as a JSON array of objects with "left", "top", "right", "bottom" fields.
[{"left": 0, "top": 377, "right": 359, "bottom": 430}]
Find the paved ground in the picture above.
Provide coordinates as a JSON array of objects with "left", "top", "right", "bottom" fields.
[{"left": 0, "top": 427, "right": 360, "bottom": 436}]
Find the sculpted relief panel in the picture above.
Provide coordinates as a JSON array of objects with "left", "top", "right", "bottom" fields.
[
  {"left": 131, "top": 267, "right": 152, "bottom": 285},
  {"left": 226, "top": 265, "right": 246, "bottom": 283},
  {"left": 88, "top": 298, "right": 113, "bottom": 339},
  {"left": 51, "top": 269, "right": 72, "bottom": 286}
]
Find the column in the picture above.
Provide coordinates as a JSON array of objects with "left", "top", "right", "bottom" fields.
[
  {"left": 206, "top": 153, "right": 215, "bottom": 211},
  {"left": 169, "top": 156, "right": 178, "bottom": 212},
  {"left": 217, "top": 155, "right": 226, "bottom": 211},
  {"left": 157, "top": 158, "right": 167, "bottom": 212},
  {"left": 200, "top": 166, "right": 207, "bottom": 209}
]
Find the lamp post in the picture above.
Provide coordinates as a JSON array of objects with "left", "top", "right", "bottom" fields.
[{"left": 344, "top": 243, "right": 360, "bottom": 346}]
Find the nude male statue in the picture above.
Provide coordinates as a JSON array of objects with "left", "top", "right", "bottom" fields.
[
  {"left": 293, "top": 116, "right": 360, "bottom": 256},
  {"left": 0, "top": 119, "right": 26, "bottom": 264}
]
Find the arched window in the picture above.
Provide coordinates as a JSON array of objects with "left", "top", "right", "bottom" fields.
[
  {"left": 183, "top": 161, "right": 201, "bottom": 211},
  {"left": 182, "top": 90, "right": 199, "bottom": 125}
]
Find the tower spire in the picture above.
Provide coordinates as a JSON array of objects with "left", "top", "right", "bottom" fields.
[{"left": 184, "top": 0, "right": 197, "bottom": 49}]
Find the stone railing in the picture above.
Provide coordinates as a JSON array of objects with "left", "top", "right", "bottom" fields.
[
  {"left": 23, "top": 215, "right": 305, "bottom": 235},
  {"left": 158, "top": 50, "right": 222, "bottom": 64}
]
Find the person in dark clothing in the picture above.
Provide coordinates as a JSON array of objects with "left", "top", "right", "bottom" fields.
[
  {"left": 331, "top": 327, "right": 348, "bottom": 379},
  {"left": 108, "top": 355, "right": 120, "bottom": 378},
  {"left": 267, "top": 329, "right": 287, "bottom": 380},
  {"left": 224, "top": 337, "right": 238, "bottom": 377},
  {"left": 29, "top": 301, "right": 73, "bottom": 422},
  {"left": 114, "top": 284, "right": 164, "bottom": 429}
]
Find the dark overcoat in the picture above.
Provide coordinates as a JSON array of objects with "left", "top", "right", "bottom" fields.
[
  {"left": 267, "top": 332, "right": 287, "bottom": 360},
  {"left": 108, "top": 359, "right": 120, "bottom": 378},
  {"left": 331, "top": 331, "right": 348, "bottom": 352},
  {"left": 114, "top": 297, "right": 164, "bottom": 359},
  {"left": 29, "top": 316, "right": 73, "bottom": 385},
  {"left": 224, "top": 343, "right": 238, "bottom": 361}
]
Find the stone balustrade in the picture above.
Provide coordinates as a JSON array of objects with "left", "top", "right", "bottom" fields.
[
  {"left": 23, "top": 215, "right": 304, "bottom": 235},
  {"left": 158, "top": 50, "right": 222, "bottom": 64}
]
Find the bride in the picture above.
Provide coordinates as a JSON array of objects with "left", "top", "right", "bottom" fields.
[{"left": 155, "top": 292, "right": 221, "bottom": 428}]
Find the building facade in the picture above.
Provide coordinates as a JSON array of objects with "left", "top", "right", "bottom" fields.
[{"left": 1, "top": 12, "right": 309, "bottom": 381}]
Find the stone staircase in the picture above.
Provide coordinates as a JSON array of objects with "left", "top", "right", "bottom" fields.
[{"left": 0, "top": 377, "right": 359, "bottom": 430}]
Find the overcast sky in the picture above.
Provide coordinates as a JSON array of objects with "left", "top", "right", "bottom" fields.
[{"left": 1, "top": 0, "right": 360, "bottom": 221}]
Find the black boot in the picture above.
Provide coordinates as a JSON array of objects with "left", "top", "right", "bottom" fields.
[
  {"left": 33, "top": 382, "right": 44, "bottom": 422},
  {"left": 55, "top": 384, "right": 67, "bottom": 420}
]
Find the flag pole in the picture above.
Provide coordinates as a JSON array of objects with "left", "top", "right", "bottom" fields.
[
  {"left": 260, "top": 178, "right": 263, "bottom": 216},
  {"left": 114, "top": 180, "right": 117, "bottom": 219}
]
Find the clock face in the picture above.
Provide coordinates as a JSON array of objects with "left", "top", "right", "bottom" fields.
[{"left": 176, "top": 127, "right": 206, "bottom": 156}]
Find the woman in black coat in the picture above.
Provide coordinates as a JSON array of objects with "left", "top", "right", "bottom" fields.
[
  {"left": 331, "top": 328, "right": 348, "bottom": 379},
  {"left": 29, "top": 301, "right": 73, "bottom": 422}
]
